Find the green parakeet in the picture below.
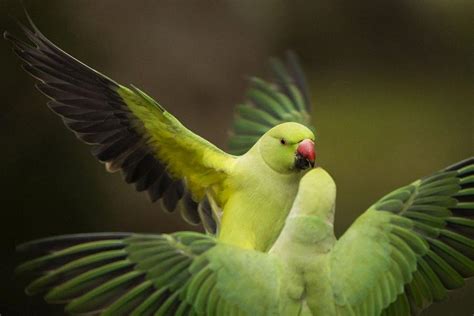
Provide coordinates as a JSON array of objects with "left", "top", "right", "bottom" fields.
[
  {"left": 15, "top": 159, "right": 474, "bottom": 315},
  {"left": 7, "top": 13, "right": 474, "bottom": 316},
  {"left": 4, "top": 15, "right": 315, "bottom": 252}
]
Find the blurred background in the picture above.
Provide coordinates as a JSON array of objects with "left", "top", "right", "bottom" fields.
[{"left": 0, "top": 0, "right": 472, "bottom": 315}]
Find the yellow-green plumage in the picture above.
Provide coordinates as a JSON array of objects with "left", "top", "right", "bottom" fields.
[
  {"left": 117, "top": 85, "right": 233, "bottom": 202},
  {"left": 7, "top": 12, "right": 474, "bottom": 316}
]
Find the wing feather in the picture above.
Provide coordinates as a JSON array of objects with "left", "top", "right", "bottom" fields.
[
  {"left": 227, "top": 52, "right": 315, "bottom": 155},
  {"left": 16, "top": 233, "right": 284, "bottom": 315},
  {"left": 16, "top": 232, "right": 216, "bottom": 315},
  {"left": 330, "top": 157, "right": 474, "bottom": 315},
  {"left": 5, "top": 15, "right": 234, "bottom": 230}
]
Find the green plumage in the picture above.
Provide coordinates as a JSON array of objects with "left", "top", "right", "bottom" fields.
[
  {"left": 227, "top": 52, "right": 315, "bottom": 155},
  {"left": 15, "top": 158, "right": 474, "bottom": 315},
  {"left": 5, "top": 10, "right": 474, "bottom": 316}
]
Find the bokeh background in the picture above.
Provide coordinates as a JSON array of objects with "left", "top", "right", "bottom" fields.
[{"left": 1, "top": 0, "right": 472, "bottom": 315}]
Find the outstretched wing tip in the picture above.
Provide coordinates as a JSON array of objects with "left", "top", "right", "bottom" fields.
[
  {"left": 444, "top": 156, "right": 474, "bottom": 172},
  {"left": 15, "top": 232, "right": 217, "bottom": 314},
  {"left": 6, "top": 16, "right": 226, "bottom": 231},
  {"left": 16, "top": 232, "right": 133, "bottom": 254},
  {"left": 3, "top": 29, "right": 11, "bottom": 40},
  {"left": 331, "top": 157, "right": 474, "bottom": 314}
]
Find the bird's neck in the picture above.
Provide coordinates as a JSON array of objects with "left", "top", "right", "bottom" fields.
[{"left": 270, "top": 211, "right": 336, "bottom": 258}]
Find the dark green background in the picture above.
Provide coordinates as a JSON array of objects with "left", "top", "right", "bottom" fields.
[{"left": 1, "top": 1, "right": 472, "bottom": 315}]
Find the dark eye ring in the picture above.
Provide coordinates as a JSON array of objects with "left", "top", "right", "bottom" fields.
[{"left": 280, "top": 139, "right": 286, "bottom": 145}]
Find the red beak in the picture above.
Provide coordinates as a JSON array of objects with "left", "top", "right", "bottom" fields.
[{"left": 297, "top": 139, "right": 316, "bottom": 163}]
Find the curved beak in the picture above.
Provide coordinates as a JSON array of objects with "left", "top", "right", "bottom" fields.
[{"left": 294, "top": 139, "right": 316, "bottom": 170}]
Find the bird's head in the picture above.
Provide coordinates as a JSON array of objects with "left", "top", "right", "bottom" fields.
[
  {"left": 258, "top": 122, "right": 316, "bottom": 174},
  {"left": 292, "top": 167, "right": 336, "bottom": 218}
]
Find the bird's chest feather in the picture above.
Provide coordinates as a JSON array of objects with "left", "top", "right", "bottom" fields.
[{"left": 218, "top": 158, "right": 302, "bottom": 251}]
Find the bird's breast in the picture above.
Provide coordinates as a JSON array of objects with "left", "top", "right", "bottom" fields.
[{"left": 217, "top": 168, "right": 302, "bottom": 251}]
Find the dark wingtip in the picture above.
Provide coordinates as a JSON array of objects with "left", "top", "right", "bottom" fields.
[
  {"left": 3, "top": 2, "right": 38, "bottom": 41},
  {"left": 6, "top": 3, "right": 40, "bottom": 41},
  {"left": 16, "top": 232, "right": 132, "bottom": 254},
  {"left": 444, "top": 157, "right": 474, "bottom": 172},
  {"left": 4, "top": 29, "right": 22, "bottom": 46},
  {"left": 22, "top": 5, "right": 40, "bottom": 34},
  {"left": 4, "top": 10, "right": 35, "bottom": 44}
]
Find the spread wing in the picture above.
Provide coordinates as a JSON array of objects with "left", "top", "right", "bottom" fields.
[
  {"left": 16, "top": 232, "right": 215, "bottom": 315},
  {"left": 227, "top": 52, "right": 315, "bottom": 155},
  {"left": 4, "top": 15, "right": 234, "bottom": 231},
  {"left": 16, "top": 233, "right": 284, "bottom": 315},
  {"left": 330, "top": 157, "right": 474, "bottom": 315}
]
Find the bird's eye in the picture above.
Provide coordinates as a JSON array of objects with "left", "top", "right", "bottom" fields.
[{"left": 280, "top": 139, "right": 286, "bottom": 145}]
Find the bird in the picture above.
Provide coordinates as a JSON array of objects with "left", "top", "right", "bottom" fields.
[
  {"left": 4, "top": 13, "right": 316, "bottom": 253},
  {"left": 6, "top": 12, "right": 474, "bottom": 316},
  {"left": 14, "top": 158, "right": 474, "bottom": 315}
]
